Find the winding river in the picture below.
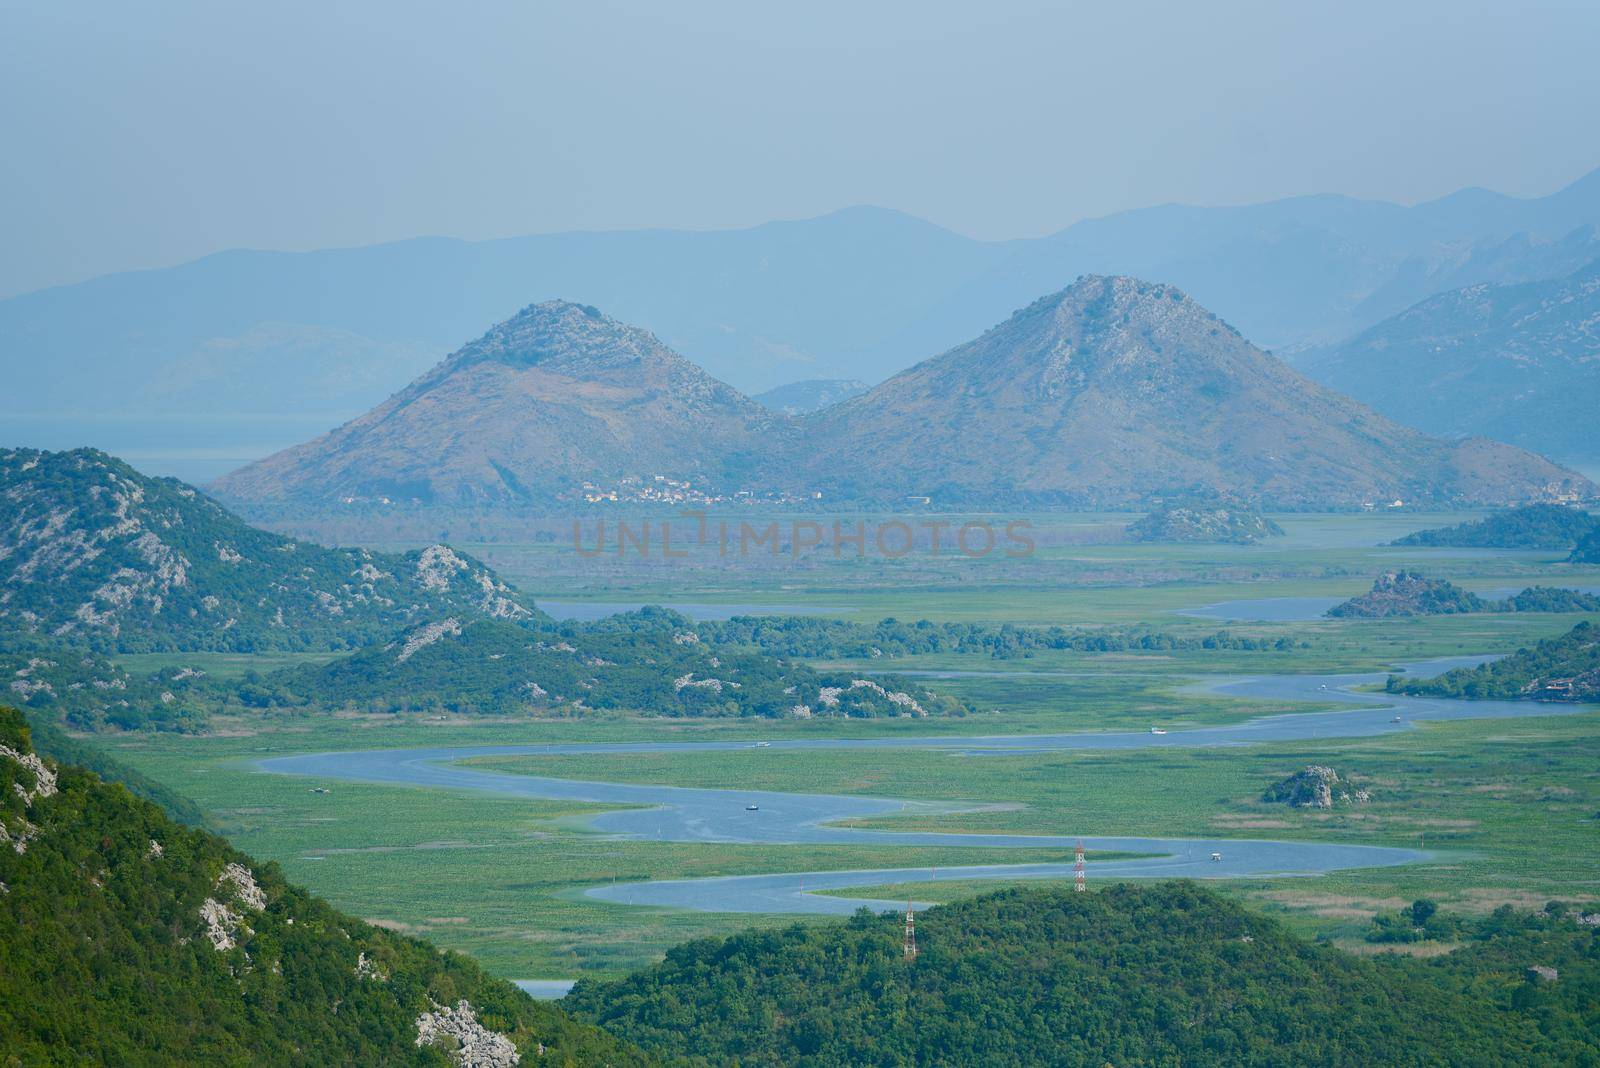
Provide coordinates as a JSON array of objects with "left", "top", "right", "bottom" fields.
[{"left": 258, "top": 657, "right": 1594, "bottom": 915}]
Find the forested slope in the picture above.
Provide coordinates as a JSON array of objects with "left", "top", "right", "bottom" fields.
[
  {"left": 1389, "top": 621, "right": 1600, "bottom": 701},
  {"left": 0, "top": 707, "right": 644, "bottom": 1066},
  {"left": 566, "top": 883, "right": 1599, "bottom": 1067}
]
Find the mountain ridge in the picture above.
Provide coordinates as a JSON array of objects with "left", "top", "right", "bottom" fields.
[
  {"left": 8, "top": 166, "right": 1600, "bottom": 442},
  {"left": 211, "top": 281, "right": 1592, "bottom": 510},
  {"left": 0, "top": 447, "right": 536, "bottom": 651},
  {"left": 793, "top": 276, "right": 1588, "bottom": 507},
  {"left": 1303, "top": 258, "right": 1600, "bottom": 458}
]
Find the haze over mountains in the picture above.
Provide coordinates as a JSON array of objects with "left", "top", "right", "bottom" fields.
[
  {"left": 1303, "top": 260, "right": 1600, "bottom": 459},
  {"left": 212, "top": 280, "right": 1589, "bottom": 510},
  {"left": 8, "top": 168, "right": 1600, "bottom": 475}
]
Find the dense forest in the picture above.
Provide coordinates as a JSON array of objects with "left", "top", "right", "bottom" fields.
[
  {"left": 0, "top": 706, "right": 644, "bottom": 1066},
  {"left": 2, "top": 645, "right": 210, "bottom": 733},
  {"left": 697, "top": 613, "right": 1302, "bottom": 659},
  {"left": 565, "top": 882, "right": 1600, "bottom": 1067},
  {"left": 19, "top": 712, "right": 207, "bottom": 825},
  {"left": 14, "top": 606, "right": 1305, "bottom": 732},
  {"left": 1389, "top": 621, "right": 1600, "bottom": 701},
  {"left": 1573, "top": 528, "right": 1600, "bottom": 563},
  {"left": 1392, "top": 504, "right": 1598, "bottom": 549},
  {"left": 253, "top": 613, "right": 967, "bottom": 720}
]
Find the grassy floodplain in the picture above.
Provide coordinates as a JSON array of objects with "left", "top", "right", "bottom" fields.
[{"left": 95, "top": 511, "right": 1600, "bottom": 977}]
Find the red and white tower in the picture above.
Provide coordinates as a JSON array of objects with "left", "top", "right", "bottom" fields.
[
  {"left": 904, "top": 900, "right": 918, "bottom": 959},
  {"left": 1074, "top": 839, "right": 1086, "bottom": 892}
]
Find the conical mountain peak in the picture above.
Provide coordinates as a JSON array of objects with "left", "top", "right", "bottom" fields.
[
  {"left": 212, "top": 301, "right": 773, "bottom": 505},
  {"left": 447, "top": 299, "right": 683, "bottom": 375},
  {"left": 797, "top": 277, "right": 1583, "bottom": 507},
  {"left": 212, "top": 285, "right": 1586, "bottom": 509}
]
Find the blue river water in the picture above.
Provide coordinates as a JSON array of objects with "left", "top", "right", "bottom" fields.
[{"left": 257, "top": 656, "right": 1594, "bottom": 916}]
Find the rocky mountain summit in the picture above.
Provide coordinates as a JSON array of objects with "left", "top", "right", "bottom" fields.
[
  {"left": 0, "top": 448, "right": 534, "bottom": 651},
  {"left": 797, "top": 276, "right": 1588, "bottom": 507},
  {"left": 212, "top": 300, "right": 780, "bottom": 505},
  {"left": 1262, "top": 766, "right": 1371, "bottom": 809}
]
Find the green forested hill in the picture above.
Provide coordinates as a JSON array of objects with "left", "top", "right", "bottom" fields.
[
  {"left": 1393, "top": 504, "right": 1599, "bottom": 549},
  {"left": 1389, "top": 621, "right": 1600, "bottom": 701},
  {"left": 0, "top": 707, "right": 644, "bottom": 1066},
  {"left": 699, "top": 613, "right": 1297, "bottom": 658},
  {"left": 0, "top": 447, "right": 537, "bottom": 653},
  {"left": 257, "top": 611, "right": 966, "bottom": 720},
  {"left": 1327, "top": 571, "right": 1600, "bottom": 618},
  {"left": 566, "top": 883, "right": 1599, "bottom": 1067}
]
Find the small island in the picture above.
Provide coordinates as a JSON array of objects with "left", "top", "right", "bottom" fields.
[
  {"left": 1126, "top": 505, "right": 1284, "bottom": 545},
  {"left": 1328, "top": 571, "right": 1600, "bottom": 618},
  {"left": 1326, "top": 571, "right": 1487, "bottom": 617}
]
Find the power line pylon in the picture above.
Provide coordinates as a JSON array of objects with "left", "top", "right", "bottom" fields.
[{"left": 1074, "top": 839, "right": 1086, "bottom": 892}]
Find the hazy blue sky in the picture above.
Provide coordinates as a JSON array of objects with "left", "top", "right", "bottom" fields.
[{"left": 3, "top": 0, "right": 1599, "bottom": 298}]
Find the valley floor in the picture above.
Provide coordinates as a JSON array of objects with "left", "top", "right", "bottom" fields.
[{"left": 97, "top": 512, "right": 1600, "bottom": 978}]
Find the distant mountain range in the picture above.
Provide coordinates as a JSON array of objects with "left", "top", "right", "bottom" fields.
[
  {"left": 211, "top": 279, "right": 1591, "bottom": 510},
  {"left": 753, "top": 378, "right": 869, "bottom": 415},
  {"left": 1303, "top": 260, "right": 1600, "bottom": 459},
  {"left": 7, "top": 168, "right": 1600, "bottom": 465}
]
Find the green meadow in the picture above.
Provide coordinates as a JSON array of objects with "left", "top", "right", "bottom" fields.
[{"left": 94, "top": 512, "right": 1600, "bottom": 977}]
